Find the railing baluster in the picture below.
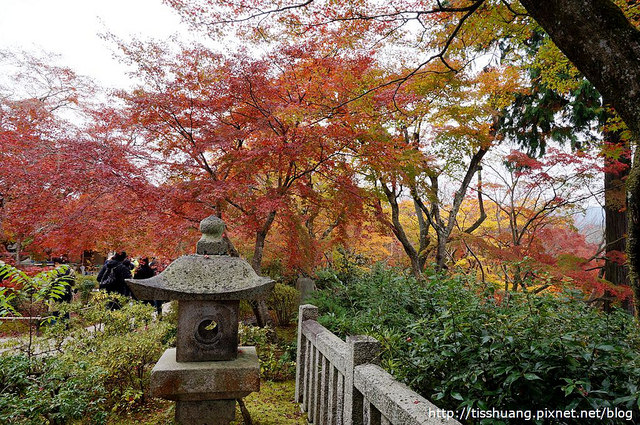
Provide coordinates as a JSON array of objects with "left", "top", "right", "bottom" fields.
[
  {"left": 313, "top": 347, "right": 322, "bottom": 423},
  {"left": 363, "top": 400, "right": 382, "bottom": 425},
  {"left": 319, "top": 355, "right": 329, "bottom": 425},
  {"left": 343, "top": 336, "right": 380, "bottom": 425},
  {"left": 308, "top": 345, "right": 317, "bottom": 420},
  {"left": 335, "top": 372, "right": 345, "bottom": 425},
  {"left": 295, "top": 334, "right": 306, "bottom": 404},
  {"left": 303, "top": 338, "right": 312, "bottom": 412},
  {"left": 296, "top": 304, "right": 318, "bottom": 405},
  {"left": 327, "top": 365, "right": 337, "bottom": 425}
]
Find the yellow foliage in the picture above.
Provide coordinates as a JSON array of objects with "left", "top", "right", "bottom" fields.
[{"left": 533, "top": 39, "right": 582, "bottom": 94}]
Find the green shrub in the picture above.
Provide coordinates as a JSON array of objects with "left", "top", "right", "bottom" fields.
[
  {"left": 0, "top": 354, "right": 108, "bottom": 425},
  {"left": 56, "top": 292, "right": 174, "bottom": 410},
  {"left": 311, "top": 265, "right": 640, "bottom": 424},
  {"left": 0, "top": 288, "right": 175, "bottom": 422},
  {"left": 0, "top": 262, "right": 73, "bottom": 318},
  {"left": 74, "top": 274, "right": 97, "bottom": 303},
  {"left": 258, "top": 342, "right": 296, "bottom": 381},
  {"left": 34, "top": 292, "right": 175, "bottom": 413},
  {"left": 239, "top": 322, "right": 270, "bottom": 347},
  {"left": 314, "top": 267, "right": 344, "bottom": 291},
  {"left": 267, "top": 283, "right": 300, "bottom": 326},
  {"left": 239, "top": 323, "right": 296, "bottom": 381},
  {"left": 93, "top": 322, "right": 170, "bottom": 409},
  {"left": 0, "top": 262, "right": 75, "bottom": 357}
]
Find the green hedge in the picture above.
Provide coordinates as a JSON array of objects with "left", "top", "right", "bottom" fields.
[
  {"left": 0, "top": 292, "right": 175, "bottom": 424},
  {"left": 311, "top": 265, "right": 640, "bottom": 424},
  {"left": 267, "top": 283, "right": 300, "bottom": 326},
  {"left": 0, "top": 355, "right": 107, "bottom": 425},
  {"left": 239, "top": 323, "right": 296, "bottom": 381}
]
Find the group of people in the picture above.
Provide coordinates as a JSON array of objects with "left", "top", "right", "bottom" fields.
[{"left": 97, "top": 251, "right": 163, "bottom": 312}]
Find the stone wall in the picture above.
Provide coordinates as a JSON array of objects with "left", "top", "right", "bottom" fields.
[{"left": 295, "top": 304, "right": 462, "bottom": 425}]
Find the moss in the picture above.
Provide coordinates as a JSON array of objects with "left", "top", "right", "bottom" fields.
[
  {"left": 231, "top": 380, "right": 306, "bottom": 425},
  {"left": 107, "top": 399, "right": 175, "bottom": 425},
  {"left": 0, "top": 320, "right": 29, "bottom": 337},
  {"left": 107, "top": 381, "right": 305, "bottom": 425}
]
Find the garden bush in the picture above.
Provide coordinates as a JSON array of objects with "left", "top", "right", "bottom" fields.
[
  {"left": 0, "top": 262, "right": 73, "bottom": 318},
  {"left": 0, "top": 291, "right": 175, "bottom": 423},
  {"left": 74, "top": 273, "right": 97, "bottom": 303},
  {"left": 267, "top": 283, "right": 300, "bottom": 326},
  {"left": 0, "top": 354, "right": 108, "bottom": 425},
  {"left": 311, "top": 265, "right": 640, "bottom": 424},
  {"left": 239, "top": 323, "right": 296, "bottom": 381},
  {"left": 51, "top": 292, "right": 175, "bottom": 410}
]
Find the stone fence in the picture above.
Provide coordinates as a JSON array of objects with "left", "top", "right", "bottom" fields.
[{"left": 295, "top": 304, "right": 462, "bottom": 425}]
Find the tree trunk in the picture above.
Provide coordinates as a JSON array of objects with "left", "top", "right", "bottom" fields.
[
  {"left": 434, "top": 231, "right": 448, "bottom": 272},
  {"left": 249, "top": 298, "right": 272, "bottom": 328},
  {"left": 519, "top": 0, "right": 640, "bottom": 137},
  {"left": 432, "top": 147, "right": 487, "bottom": 271},
  {"left": 512, "top": 264, "right": 523, "bottom": 292},
  {"left": 380, "top": 180, "right": 425, "bottom": 279},
  {"left": 413, "top": 199, "right": 430, "bottom": 272},
  {"left": 519, "top": 0, "right": 640, "bottom": 319},
  {"left": 250, "top": 210, "right": 277, "bottom": 273},
  {"left": 15, "top": 238, "right": 21, "bottom": 265},
  {"left": 250, "top": 210, "right": 277, "bottom": 327},
  {"left": 627, "top": 147, "right": 640, "bottom": 318},
  {"left": 603, "top": 130, "right": 630, "bottom": 310}
]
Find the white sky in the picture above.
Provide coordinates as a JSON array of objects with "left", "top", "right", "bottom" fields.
[{"left": 0, "top": 0, "right": 189, "bottom": 89}]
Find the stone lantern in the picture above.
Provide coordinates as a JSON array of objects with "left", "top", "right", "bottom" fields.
[{"left": 126, "top": 216, "right": 274, "bottom": 425}]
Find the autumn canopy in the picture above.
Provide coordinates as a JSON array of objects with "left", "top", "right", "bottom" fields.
[{"left": 1, "top": 0, "right": 639, "bottom": 315}]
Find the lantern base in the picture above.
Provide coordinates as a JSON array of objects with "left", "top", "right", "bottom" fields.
[
  {"left": 151, "top": 347, "right": 260, "bottom": 401},
  {"left": 175, "top": 399, "right": 236, "bottom": 425}
]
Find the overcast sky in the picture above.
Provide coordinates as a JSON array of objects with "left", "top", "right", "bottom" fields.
[{"left": 0, "top": 0, "right": 189, "bottom": 88}]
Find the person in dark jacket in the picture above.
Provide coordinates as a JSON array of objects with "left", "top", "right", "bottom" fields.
[
  {"left": 97, "top": 251, "right": 133, "bottom": 309},
  {"left": 133, "top": 257, "right": 155, "bottom": 280},
  {"left": 133, "top": 257, "right": 164, "bottom": 314}
]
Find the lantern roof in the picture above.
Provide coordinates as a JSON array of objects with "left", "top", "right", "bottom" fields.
[
  {"left": 127, "top": 254, "right": 274, "bottom": 301},
  {"left": 126, "top": 215, "right": 274, "bottom": 301}
]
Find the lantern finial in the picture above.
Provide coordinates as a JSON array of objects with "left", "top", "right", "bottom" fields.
[{"left": 197, "top": 215, "right": 228, "bottom": 255}]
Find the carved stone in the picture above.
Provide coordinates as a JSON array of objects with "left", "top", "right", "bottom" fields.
[{"left": 126, "top": 216, "right": 273, "bottom": 425}]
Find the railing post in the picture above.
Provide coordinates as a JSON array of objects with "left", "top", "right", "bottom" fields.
[
  {"left": 343, "top": 335, "right": 380, "bottom": 425},
  {"left": 295, "top": 304, "right": 318, "bottom": 403},
  {"left": 363, "top": 401, "right": 382, "bottom": 425}
]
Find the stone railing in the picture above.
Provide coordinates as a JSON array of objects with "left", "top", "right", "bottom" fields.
[{"left": 295, "top": 304, "right": 462, "bottom": 425}]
